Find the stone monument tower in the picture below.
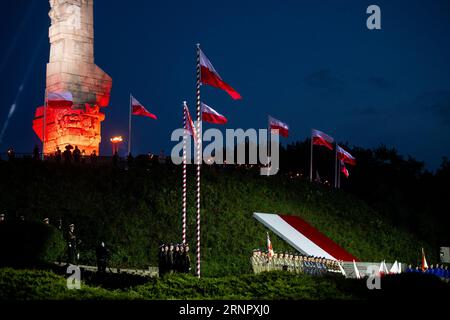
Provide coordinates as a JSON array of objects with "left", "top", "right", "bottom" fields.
[{"left": 33, "top": 0, "right": 112, "bottom": 155}]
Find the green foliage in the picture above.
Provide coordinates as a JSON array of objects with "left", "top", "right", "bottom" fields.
[
  {"left": 0, "top": 268, "right": 135, "bottom": 300},
  {"left": 0, "top": 268, "right": 353, "bottom": 300},
  {"left": 0, "top": 221, "right": 65, "bottom": 267},
  {"left": 0, "top": 161, "right": 433, "bottom": 277}
]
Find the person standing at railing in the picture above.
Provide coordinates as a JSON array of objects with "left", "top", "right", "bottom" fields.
[
  {"left": 55, "top": 147, "right": 62, "bottom": 163},
  {"left": 73, "top": 146, "right": 81, "bottom": 163},
  {"left": 7, "top": 148, "right": 15, "bottom": 161},
  {"left": 33, "top": 145, "right": 40, "bottom": 161}
]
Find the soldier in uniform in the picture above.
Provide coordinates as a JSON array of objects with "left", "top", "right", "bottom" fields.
[
  {"left": 260, "top": 250, "right": 267, "bottom": 273},
  {"left": 158, "top": 245, "right": 166, "bottom": 277},
  {"left": 182, "top": 244, "right": 191, "bottom": 273},
  {"left": 67, "top": 224, "right": 77, "bottom": 264},
  {"left": 288, "top": 253, "right": 294, "bottom": 272},
  {"left": 270, "top": 252, "right": 276, "bottom": 271},
  {"left": 168, "top": 243, "right": 175, "bottom": 273},
  {"left": 251, "top": 249, "right": 259, "bottom": 274},
  {"left": 174, "top": 244, "right": 182, "bottom": 272},
  {"left": 96, "top": 242, "right": 109, "bottom": 273}
]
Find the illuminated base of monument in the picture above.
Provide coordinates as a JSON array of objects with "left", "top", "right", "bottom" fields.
[{"left": 33, "top": 103, "right": 105, "bottom": 155}]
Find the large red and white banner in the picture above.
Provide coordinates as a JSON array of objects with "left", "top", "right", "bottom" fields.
[
  {"left": 201, "top": 102, "right": 228, "bottom": 124},
  {"left": 269, "top": 116, "right": 289, "bottom": 138},
  {"left": 337, "top": 145, "right": 356, "bottom": 165},
  {"left": 131, "top": 95, "right": 157, "bottom": 119},
  {"left": 47, "top": 91, "right": 73, "bottom": 108},
  {"left": 312, "top": 129, "right": 334, "bottom": 150},
  {"left": 200, "top": 49, "right": 242, "bottom": 100},
  {"left": 184, "top": 104, "right": 197, "bottom": 142},
  {"left": 253, "top": 212, "right": 359, "bottom": 261}
]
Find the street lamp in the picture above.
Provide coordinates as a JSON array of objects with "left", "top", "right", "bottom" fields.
[{"left": 110, "top": 136, "right": 123, "bottom": 155}]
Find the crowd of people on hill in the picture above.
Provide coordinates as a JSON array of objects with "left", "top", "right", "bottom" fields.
[
  {"left": 405, "top": 264, "right": 450, "bottom": 281},
  {"left": 158, "top": 243, "right": 191, "bottom": 276},
  {"left": 250, "top": 249, "right": 342, "bottom": 276}
]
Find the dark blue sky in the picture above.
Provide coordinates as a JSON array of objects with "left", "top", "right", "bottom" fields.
[{"left": 1, "top": 0, "right": 450, "bottom": 170}]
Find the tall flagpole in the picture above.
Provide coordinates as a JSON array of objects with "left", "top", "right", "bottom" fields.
[
  {"left": 309, "top": 130, "right": 313, "bottom": 182},
  {"left": 42, "top": 89, "right": 47, "bottom": 161},
  {"left": 128, "top": 94, "right": 132, "bottom": 156},
  {"left": 195, "top": 43, "right": 202, "bottom": 278},
  {"left": 182, "top": 101, "right": 188, "bottom": 245},
  {"left": 267, "top": 116, "right": 271, "bottom": 176},
  {"left": 334, "top": 146, "right": 338, "bottom": 188}
]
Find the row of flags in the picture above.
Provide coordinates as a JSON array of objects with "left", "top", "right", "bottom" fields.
[
  {"left": 44, "top": 48, "right": 355, "bottom": 183},
  {"left": 311, "top": 128, "right": 356, "bottom": 179}
]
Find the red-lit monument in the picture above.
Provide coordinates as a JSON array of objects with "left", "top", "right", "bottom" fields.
[{"left": 33, "top": 0, "right": 112, "bottom": 155}]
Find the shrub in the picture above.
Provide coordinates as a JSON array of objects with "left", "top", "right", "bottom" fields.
[{"left": 0, "top": 221, "right": 65, "bottom": 267}]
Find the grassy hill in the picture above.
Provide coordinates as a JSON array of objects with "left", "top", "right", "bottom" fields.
[
  {"left": 0, "top": 160, "right": 433, "bottom": 277},
  {"left": 1, "top": 268, "right": 448, "bottom": 300}
]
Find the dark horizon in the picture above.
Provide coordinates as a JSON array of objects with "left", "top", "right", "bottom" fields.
[{"left": 1, "top": 0, "right": 450, "bottom": 171}]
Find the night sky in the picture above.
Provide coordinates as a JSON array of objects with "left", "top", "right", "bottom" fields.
[{"left": 1, "top": 0, "right": 450, "bottom": 170}]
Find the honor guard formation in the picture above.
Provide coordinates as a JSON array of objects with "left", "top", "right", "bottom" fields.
[
  {"left": 250, "top": 249, "right": 343, "bottom": 276},
  {"left": 158, "top": 243, "right": 191, "bottom": 276}
]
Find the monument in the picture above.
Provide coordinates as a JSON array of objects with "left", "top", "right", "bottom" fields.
[{"left": 33, "top": 0, "right": 112, "bottom": 156}]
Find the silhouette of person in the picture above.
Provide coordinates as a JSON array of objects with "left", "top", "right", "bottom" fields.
[
  {"left": 96, "top": 242, "right": 109, "bottom": 273},
  {"left": 73, "top": 146, "right": 81, "bottom": 163},
  {"left": 90, "top": 150, "right": 98, "bottom": 164},
  {"left": 55, "top": 147, "right": 62, "bottom": 163},
  {"left": 33, "top": 145, "right": 40, "bottom": 160}
]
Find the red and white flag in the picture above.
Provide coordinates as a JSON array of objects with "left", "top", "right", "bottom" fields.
[
  {"left": 312, "top": 129, "right": 334, "bottom": 150},
  {"left": 183, "top": 103, "right": 197, "bottom": 143},
  {"left": 201, "top": 102, "right": 228, "bottom": 124},
  {"left": 421, "top": 248, "right": 428, "bottom": 271},
  {"left": 267, "top": 232, "right": 274, "bottom": 259},
  {"left": 269, "top": 116, "right": 289, "bottom": 138},
  {"left": 131, "top": 95, "right": 157, "bottom": 119},
  {"left": 200, "top": 49, "right": 242, "bottom": 100},
  {"left": 336, "top": 145, "right": 356, "bottom": 166},
  {"left": 46, "top": 91, "right": 73, "bottom": 108},
  {"left": 340, "top": 160, "right": 349, "bottom": 178}
]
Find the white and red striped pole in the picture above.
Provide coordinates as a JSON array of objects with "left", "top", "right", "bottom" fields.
[
  {"left": 182, "top": 101, "right": 188, "bottom": 245},
  {"left": 195, "top": 43, "right": 202, "bottom": 278}
]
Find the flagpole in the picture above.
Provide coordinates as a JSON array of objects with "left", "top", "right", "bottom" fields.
[
  {"left": 195, "top": 43, "right": 202, "bottom": 278},
  {"left": 182, "top": 101, "right": 188, "bottom": 245},
  {"left": 42, "top": 89, "right": 47, "bottom": 161},
  {"left": 128, "top": 94, "right": 132, "bottom": 156},
  {"left": 334, "top": 146, "right": 338, "bottom": 188},
  {"left": 309, "top": 130, "right": 313, "bottom": 182},
  {"left": 338, "top": 160, "right": 341, "bottom": 189},
  {"left": 267, "top": 116, "right": 270, "bottom": 176}
]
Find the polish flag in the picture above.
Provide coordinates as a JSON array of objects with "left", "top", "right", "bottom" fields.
[
  {"left": 200, "top": 49, "right": 242, "bottom": 100},
  {"left": 269, "top": 116, "right": 289, "bottom": 138},
  {"left": 253, "top": 213, "right": 359, "bottom": 262},
  {"left": 131, "top": 95, "right": 157, "bottom": 119},
  {"left": 336, "top": 145, "right": 356, "bottom": 166},
  {"left": 46, "top": 91, "right": 73, "bottom": 108},
  {"left": 183, "top": 103, "right": 197, "bottom": 143},
  {"left": 267, "top": 232, "right": 274, "bottom": 259},
  {"left": 421, "top": 248, "right": 428, "bottom": 271},
  {"left": 340, "top": 160, "right": 349, "bottom": 178},
  {"left": 312, "top": 129, "right": 334, "bottom": 150},
  {"left": 201, "top": 102, "right": 228, "bottom": 124}
]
